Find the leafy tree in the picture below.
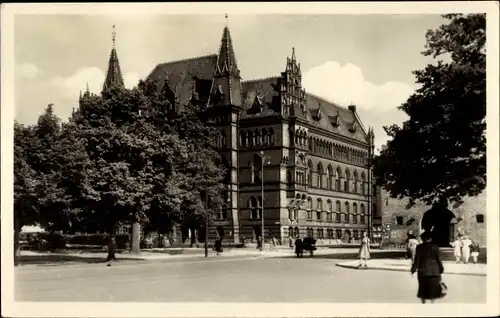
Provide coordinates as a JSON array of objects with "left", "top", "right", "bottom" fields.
[{"left": 373, "top": 14, "right": 486, "bottom": 207}]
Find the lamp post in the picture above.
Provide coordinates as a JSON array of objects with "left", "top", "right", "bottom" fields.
[
  {"left": 205, "top": 191, "right": 209, "bottom": 258},
  {"left": 257, "top": 150, "right": 271, "bottom": 251}
]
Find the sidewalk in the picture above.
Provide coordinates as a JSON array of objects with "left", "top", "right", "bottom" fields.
[{"left": 336, "top": 259, "right": 487, "bottom": 276}]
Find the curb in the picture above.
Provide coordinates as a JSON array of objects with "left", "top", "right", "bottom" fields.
[{"left": 335, "top": 263, "right": 487, "bottom": 277}]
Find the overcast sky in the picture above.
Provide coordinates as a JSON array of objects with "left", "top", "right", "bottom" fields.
[{"left": 14, "top": 14, "right": 445, "bottom": 150}]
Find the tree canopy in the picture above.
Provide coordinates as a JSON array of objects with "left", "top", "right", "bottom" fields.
[{"left": 373, "top": 14, "right": 486, "bottom": 207}]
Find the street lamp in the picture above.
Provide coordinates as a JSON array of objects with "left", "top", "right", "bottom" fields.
[
  {"left": 205, "top": 191, "right": 209, "bottom": 258},
  {"left": 257, "top": 150, "right": 271, "bottom": 251}
]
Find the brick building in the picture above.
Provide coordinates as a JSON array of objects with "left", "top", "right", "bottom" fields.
[{"left": 100, "top": 23, "right": 376, "bottom": 245}]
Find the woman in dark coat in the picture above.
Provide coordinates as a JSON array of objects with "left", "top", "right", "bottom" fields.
[
  {"left": 295, "top": 236, "right": 303, "bottom": 258},
  {"left": 214, "top": 237, "right": 223, "bottom": 255},
  {"left": 411, "top": 231, "right": 444, "bottom": 303}
]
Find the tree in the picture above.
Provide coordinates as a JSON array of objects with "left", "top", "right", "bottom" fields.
[{"left": 373, "top": 14, "right": 486, "bottom": 207}]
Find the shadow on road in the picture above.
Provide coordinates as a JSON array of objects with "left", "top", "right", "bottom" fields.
[
  {"left": 274, "top": 250, "right": 407, "bottom": 260},
  {"left": 17, "top": 254, "right": 144, "bottom": 265}
]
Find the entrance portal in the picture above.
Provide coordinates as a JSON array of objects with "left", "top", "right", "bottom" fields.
[{"left": 421, "top": 207, "right": 456, "bottom": 247}]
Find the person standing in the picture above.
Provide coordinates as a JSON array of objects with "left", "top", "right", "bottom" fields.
[
  {"left": 461, "top": 235, "right": 472, "bottom": 264},
  {"left": 257, "top": 236, "right": 263, "bottom": 251},
  {"left": 357, "top": 231, "right": 371, "bottom": 268},
  {"left": 452, "top": 236, "right": 463, "bottom": 263},
  {"left": 214, "top": 236, "right": 223, "bottom": 255},
  {"left": 411, "top": 231, "right": 444, "bottom": 304},
  {"left": 408, "top": 235, "right": 420, "bottom": 264},
  {"left": 470, "top": 239, "right": 480, "bottom": 264},
  {"left": 294, "top": 236, "right": 303, "bottom": 258}
]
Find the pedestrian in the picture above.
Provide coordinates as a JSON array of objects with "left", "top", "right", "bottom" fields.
[
  {"left": 357, "top": 231, "right": 371, "bottom": 269},
  {"left": 408, "top": 235, "right": 420, "bottom": 264},
  {"left": 257, "top": 236, "right": 263, "bottom": 251},
  {"left": 452, "top": 236, "right": 463, "bottom": 263},
  {"left": 294, "top": 236, "right": 303, "bottom": 258},
  {"left": 461, "top": 235, "right": 472, "bottom": 264},
  {"left": 214, "top": 236, "right": 223, "bottom": 255},
  {"left": 411, "top": 230, "right": 444, "bottom": 304},
  {"left": 470, "top": 239, "right": 480, "bottom": 264}
]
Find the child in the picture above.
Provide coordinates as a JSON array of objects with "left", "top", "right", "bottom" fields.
[
  {"left": 470, "top": 240, "right": 480, "bottom": 264},
  {"left": 452, "top": 236, "right": 463, "bottom": 263},
  {"left": 357, "top": 231, "right": 371, "bottom": 269}
]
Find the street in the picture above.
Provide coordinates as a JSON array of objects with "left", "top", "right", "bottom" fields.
[{"left": 15, "top": 256, "right": 486, "bottom": 303}]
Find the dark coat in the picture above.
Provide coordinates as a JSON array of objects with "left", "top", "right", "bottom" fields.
[
  {"left": 411, "top": 242, "right": 444, "bottom": 277},
  {"left": 295, "top": 238, "right": 303, "bottom": 254}
]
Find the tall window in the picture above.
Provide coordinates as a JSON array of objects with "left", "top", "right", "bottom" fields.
[
  {"left": 353, "top": 170, "right": 359, "bottom": 193},
  {"left": 360, "top": 204, "right": 365, "bottom": 224},
  {"left": 240, "top": 131, "right": 247, "bottom": 148},
  {"left": 345, "top": 169, "right": 351, "bottom": 193},
  {"left": 335, "top": 200, "right": 341, "bottom": 223},
  {"left": 220, "top": 130, "right": 227, "bottom": 148},
  {"left": 249, "top": 197, "right": 258, "bottom": 219},
  {"left": 307, "top": 160, "right": 313, "bottom": 187},
  {"left": 336, "top": 229, "right": 342, "bottom": 239},
  {"left": 353, "top": 203, "right": 358, "bottom": 224},
  {"left": 316, "top": 162, "right": 323, "bottom": 188},
  {"left": 268, "top": 128, "right": 275, "bottom": 145},
  {"left": 252, "top": 154, "right": 262, "bottom": 184},
  {"left": 262, "top": 128, "right": 268, "bottom": 145},
  {"left": 336, "top": 167, "right": 342, "bottom": 191},
  {"left": 255, "top": 130, "right": 261, "bottom": 146},
  {"left": 344, "top": 201, "right": 350, "bottom": 223},
  {"left": 257, "top": 196, "right": 263, "bottom": 219},
  {"left": 361, "top": 172, "right": 367, "bottom": 195},
  {"left": 327, "top": 165, "right": 333, "bottom": 189},
  {"left": 248, "top": 131, "right": 254, "bottom": 147}
]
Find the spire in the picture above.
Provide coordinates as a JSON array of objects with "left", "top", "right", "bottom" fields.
[
  {"left": 291, "top": 47, "right": 296, "bottom": 62},
  {"left": 211, "top": 17, "right": 242, "bottom": 107},
  {"left": 214, "top": 18, "right": 240, "bottom": 78},
  {"left": 102, "top": 25, "right": 124, "bottom": 92}
]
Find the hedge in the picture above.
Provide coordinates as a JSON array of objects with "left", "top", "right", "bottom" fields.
[{"left": 19, "top": 232, "right": 130, "bottom": 250}]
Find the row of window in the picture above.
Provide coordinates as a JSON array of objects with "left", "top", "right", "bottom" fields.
[
  {"left": 240, "top": 129, "right": 275, "bottom": 148},
  {"left": 292, "top": 130, "right": 368, "bottom": 165},
  {"left": 289, "top": 227, "right": 365, "bottom": 240}
]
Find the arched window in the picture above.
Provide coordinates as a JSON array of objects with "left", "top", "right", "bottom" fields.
[
  {"left": 240, "top": 131, "right": 247, "bottom": 148},
  {"left": 248, "top": 197, "right": 258, "bottom": 219},
  {"left": 268, "top": 128, "right": 274, "bottom": 145},
  {"left": 286, "top": 171, "right": 292, "bottom": 184},
  {"left": 317, "top": 198, "right": 323, "bottom": 211},
  {"left": 335, "top": 200, "right": 341, "bottom": 223},
  {"left": 316, "top": 162, "right": 323, "bottom": 188},
  {"left": 317, "top": 228, "right": 323, "bottom": 239},
  {"left": 262, "top": 128, "right": 268, "bottom": 145},
  {"left": 344, "top": 201, "right": 350, "bottom": 223},
  {"left": 309, "top": 137, "right": 313, "bottom": 151},
  {"left": 353, "top": 203, "right": 358, "bottom": 224},
  {"left": 336, "top": 167, "right": 342, "bottom": 191},
  {"left": 353, "top": 170, "right": 359, "bottom": 193},
  {"left": 360, "top": 204, "right": 366, "bottom": 224},
  {"left": 327, "top": 200, "right": 333, "bottom": 212},
  {"left": 307, "top": 197, "right": 312, "bottom": 210},
  {"left": 248, "top": 131, "right": 254, "bottom": 147},
  {"left": 344, "top": 168, "right": 351, "bottom": 192},
  {"left": 327, "top": 165, "right": 333, "bottom": 190},
  {"left": 316, "top": 199, "right": 323, "bottom": 221},
  {"left": 361, "top": 172, "right": 367, "bottom": 195},
  {"left": 307, "top": 160, "right": 313, "bottom": 187},
  {"left": 220, "top": 130, "right": 227, "bottom": 148},
  {"left": 255, "top": 130, "right": 261, "bottom": 146},
  {"left": 288, "top": 227, "right": 293, "bottom": 239},
  {"left": 252, "top": 154, "right": 262, "bottom": 184}
]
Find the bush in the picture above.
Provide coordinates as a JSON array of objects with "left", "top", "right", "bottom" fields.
[
  {"left": 67, "top": 233, "right": 130, "bottom": 249},
  {"left": 19, "top": 232, "right": 130, "bottom": 250}
]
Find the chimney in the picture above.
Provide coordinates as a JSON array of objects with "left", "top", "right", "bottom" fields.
[{"left": 348, "top": 104, "right": 357, "bottom": 113}]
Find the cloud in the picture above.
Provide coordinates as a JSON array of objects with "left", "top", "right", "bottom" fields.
[
  {"left": 48, "top": 67, "right": 141, "bottom": 98},
  {"left": 302, "top": 61, "right": 415, "bottom": 112},
  {"left": 17, "top": 63, "right": 39, "bottom": 79},
  {"left": 302, "top": 61, "right": 415, "bottom": 150}
]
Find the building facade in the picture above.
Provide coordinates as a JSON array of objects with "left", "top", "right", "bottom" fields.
[
  {"left": 100, "top": 23, "right": 375, "bottom": 245},
  {"left": 373, "top": 187, "right": 487, "bottom": 247}
]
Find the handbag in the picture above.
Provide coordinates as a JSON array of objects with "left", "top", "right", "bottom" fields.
[{"left": 439, "top": 280, "right": 448, "bottom": 298}]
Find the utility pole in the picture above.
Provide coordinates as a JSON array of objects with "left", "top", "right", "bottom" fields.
[{"left": 205, "top": 191, "right": 209, "bottom": 258}]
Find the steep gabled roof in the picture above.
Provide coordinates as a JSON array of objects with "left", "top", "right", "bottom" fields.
[{"left": 241, "top": 77, "right": 281, "bottom": 118}]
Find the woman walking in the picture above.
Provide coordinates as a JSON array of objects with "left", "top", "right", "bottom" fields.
[
  {"left": 411, "top": 231, "right": 444, "bottom": 304},
  {"left": 357, "top": 231, "right": 371, "bottom": 269},
  {"left": 452, "top": 236, "right": 463, "bottom": 263}
]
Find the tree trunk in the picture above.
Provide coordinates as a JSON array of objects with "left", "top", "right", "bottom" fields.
[
  {"left": 107, "top": 222, "right": 117, "bottom": 262},
  {"left": 14, "top": 218, "right": 20, "bottom": 266},
  {"left": 131, "top": 222, "right": 141, "bottom": 254}
]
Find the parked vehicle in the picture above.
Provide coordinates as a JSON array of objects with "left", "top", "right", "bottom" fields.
[{"left": 302, "top": 237, "right": 317, "bottom": 257}]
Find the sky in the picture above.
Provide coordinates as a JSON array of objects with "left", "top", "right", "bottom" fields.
[{"left": 14, "top": 14, "right": 446, "bottom": 151}]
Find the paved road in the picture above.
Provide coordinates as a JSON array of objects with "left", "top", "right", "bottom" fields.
[{"left": 15, "top": 256, "right": 486, "bottom": 303}]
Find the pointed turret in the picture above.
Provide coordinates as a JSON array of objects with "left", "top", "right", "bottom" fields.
[
  {"left": 102, "top": 25, "right": 124, "bottom": 92},
  {"left": 211, "top": 15, "right": 242, "bottom": 107}
]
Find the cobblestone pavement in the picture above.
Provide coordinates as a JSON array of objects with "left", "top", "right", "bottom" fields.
[{"left": 15, "top": 255, "right": 486, "bottom": 303}]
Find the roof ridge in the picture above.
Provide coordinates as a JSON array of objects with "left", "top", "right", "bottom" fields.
[
  {"left": 242, "top": 76, "right": 280, "bottom": 83},
  {"left": 305, "top": 91, "right": 348, "bottom": 110},
  {"left": 159, "top": 54, "right": 218, "bottom": 66}
]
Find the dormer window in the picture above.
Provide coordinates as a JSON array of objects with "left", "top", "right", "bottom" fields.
[
  {"left": 348, "top": 122, "right": 357, "bottom": 133},
  {"left": 311, "top": 108, "right": 322, "bottom": 120}
]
